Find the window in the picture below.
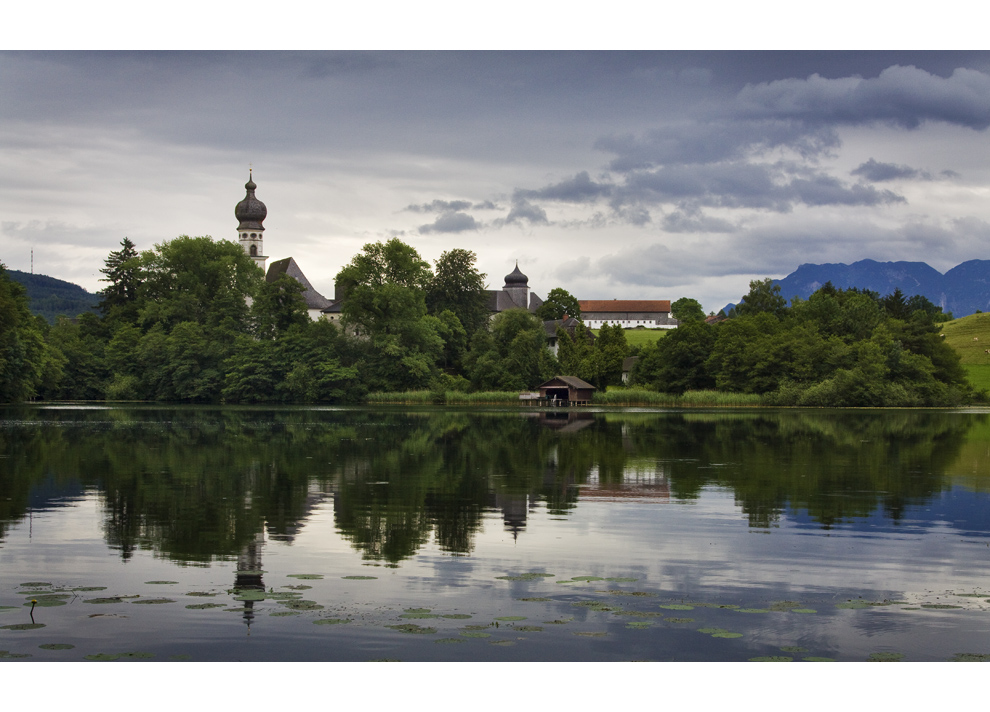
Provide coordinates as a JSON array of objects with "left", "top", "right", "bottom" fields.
[{"left": 250, "top": 245, "right": 258, "bottom": 256}]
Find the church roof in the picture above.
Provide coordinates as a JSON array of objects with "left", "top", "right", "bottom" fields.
[
  {"left": 503, "top": 262, "right": 528, "bottom": 287},
  {"left": 235, "top": 172, "right": 267, "bottom": 231},
  {"left": 578, "top": 300, "right": 672, "bottom": 313},
  {"left": 266, "top": 257, "right": 332, "bottom": 310}
]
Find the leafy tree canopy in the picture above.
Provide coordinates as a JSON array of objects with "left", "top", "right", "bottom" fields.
[
  {"left": 536, "top": 288, "right": 581, "bottom": 321},
  {"left": 671, "top": 297, "right": 705, "bottom": 323}
]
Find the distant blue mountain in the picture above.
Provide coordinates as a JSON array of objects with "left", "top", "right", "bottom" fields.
[
  {"left": 7, "top": 269, "right": 100, "bottom": 324},
  {"left": 771, "top": 259, "right": 990, "bottom": 318}
]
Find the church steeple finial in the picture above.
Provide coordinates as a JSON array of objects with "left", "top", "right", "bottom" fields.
[{"left": 235, "top": 171, "right": 267, "bottom": 271}]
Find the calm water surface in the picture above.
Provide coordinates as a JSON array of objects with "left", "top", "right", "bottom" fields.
[{"left": 2, "top": 405, "right": 990, "bottom": 662}]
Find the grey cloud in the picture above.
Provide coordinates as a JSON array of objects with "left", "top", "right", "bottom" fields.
[
  {"left": 472, "top": 200, "right": 500, "bottom": 210},
  {"left": 515, "top": 171, "right": 613, "bottom": 203},
  {"left": 735, "top": 65, "right": 990, "bottom": 130},
  {"left": 503, "top": 198, "right": 549, "bottom": 226},
  {"left": 661, "top": 211, "right": 736, "bottom": 233},
  {"left": 789, "top": 175, "right": 905, "bottom": 206},
  {"left": 417, "top": 211, "right": 480, "bottom": 234},
  {"left": 851, "top": 158, "right": 921, "bottom": 181},
  {"left": 406, "top": 199, "right": 473, "bottom": 213}
]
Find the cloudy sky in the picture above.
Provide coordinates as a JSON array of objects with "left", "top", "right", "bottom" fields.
[{"left": 4, "top": 50, "right": 990, "bottom": 313}]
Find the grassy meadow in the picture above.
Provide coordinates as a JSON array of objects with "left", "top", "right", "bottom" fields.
[
  {"left": 591, "top": 327, "right": 670, "bottom": 347},
  {"left": 940, "top": 312, "right": 990, "bottom": 394}
]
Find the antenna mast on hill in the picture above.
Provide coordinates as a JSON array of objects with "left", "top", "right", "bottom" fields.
[{"left": 31, "top": 249, "right": 33, "bottom": 274}]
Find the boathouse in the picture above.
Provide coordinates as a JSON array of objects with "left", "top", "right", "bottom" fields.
[{"left": 537, "top": 376, "right": 596, "bottom": 405}]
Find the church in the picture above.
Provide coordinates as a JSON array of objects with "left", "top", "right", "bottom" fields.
[{"left": 234, "top": 173, "right": 546, "bottom": 323}]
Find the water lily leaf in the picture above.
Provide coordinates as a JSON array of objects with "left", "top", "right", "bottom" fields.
[
  {"left": 608, "top": 590, "right": 656, "bottom": 597},
  {"left": 604, "top": 577, "right": 639, "bottom": 582},
  {"left": 950, "top": 653, "right": 990, "bottom": 662},
  {"left": 570, "top": 576, "right": 604, "bottom": 582},
  {"left": 459, "top": 631, "right": 491, "bottom": 638},
  {"left": 39, "top": 643, "right": 75, "bottom": 650},
  {"left": 659, "top": 604, "right": 694, "bottom": 610},
  {"left": 514, "top": 625, "right": 543, "bottom": 632},
  {"left": 287, "top": 574, "right": 323, "bottom": 580},
  {"left": 185, "top": 591, "right": 218, "bottom": 597},
  {"left": 269, "top": 611, "right": 302, "bottom": 617},
  {"left": 626, "top": 622, "right": 652, "bottom": 629},
  {"left": 281, "top": 600, "right": 324, "bottom": 611},
  {"left": 0, "top": 623, "right": 46, "bottom": 631},
  {"left": 85, "top": 653, "right": 121, "bottom": 661},
  {"left": 283, "top": 584, "right": 312, "bottom": 590},
  {"left": 435, "top": 638, "right": 464, "bottom": 644},
  {"left": 404, "top": 608, "right": 431, "bottom": 614},
  {"left": 72, "top": 587, "right": 107, "bottom": 592},
  {"left": 19, "top": 582, "right": 52, "bottom": 588},
  {"left": 792, "top": 609, "right": 817, "bottom": 614},
  {"left": 131, "top": 598, "right": 175, "bottom": 605},
  {"left": 495, "top": 573, "right": 555, "bottom": 581},
  {"left": 400, "top": 613, "right": 439, "bottom": 619},
  {"left": 84, "top": 597, "right": 125, "bottom": 605},
  {"left": 664, "top": 618, "right": 694, "bottom": 623},
  {"left": 749, "top": 656, "right": 792, "bottom": 662},
  {"left": 0, "top": 606, "right": 17, "bottom": 612},
  {"left": 868, "top": 652, "right": 905, "bottom": 662},
  {"left": 314, "top": 618, "right": 351, "bottom": 625},
  {"left": 573, "top": 631, "right": 607, "bottom": 637},
  {"left": 186, "top": 603, "right": 225, "bottom": 610},
  {"left": 1, "top": 650, "right": 32, "bottom": 658},
  {"left": 389, "top": 624, "right": 436, "bottom": 634},
  {"left": 953, "top": 593, "right": 987, "bottom": 598},
  {"left": 698, "top": 627, "right": 742, "bottom": 638},
  {"left": 233, "top": 591, "right": 266, "bottom": 602},
  {"left": 342, "top": 576, "right": 377, "bottom": 580},
  {"left": 544, "top": 619, "right": 573, "bottom": 624},
  {"left": 780, "top": 646, "right": 808, "bottom": 653},
  {"left": 490, "top": 640, "right": 515, "bottom": 646},
  {"left": 26, "top": 599, "right": 66, "bottom": 607},
  {"left": 517, "top": 597, "right": 550, "bottom": 602},
  {"left": 802, "top": 657, "right": 835, "bottom": 662},
  {"left": 769, "top": 601, "right": 802, "bottom": 611},
  {"left": 463, "top": 625, "right": 491, "bottom": 630},
  {"left": 495, "top": 616, "right": 526, "bottom": 621},
  {"left": 144, "top": 581, "right": 178, "bottom": 585},
  {"left": 921, "top": 604, "right": 963, "bottom": 609},
  {"left": 442, "top": 614, "right": 472, "bottom": 619},
  {"left": 736, "top": 608, "right": 770, "bottom": 613}
]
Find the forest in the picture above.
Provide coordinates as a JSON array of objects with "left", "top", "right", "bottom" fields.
[{"left": 0, "top": 234, "right": 975, "bottom": 407}]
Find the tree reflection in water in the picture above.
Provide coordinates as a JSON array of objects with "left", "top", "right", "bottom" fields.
[{"left": 0, "top": 406, "right": 984, "bottom": 565}]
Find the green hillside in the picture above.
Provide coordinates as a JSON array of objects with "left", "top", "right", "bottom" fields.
[
  {"left": 940, "top": 313, "right": 990, "bottom": 393},
  {"left": 592, "top": 327, "right": 669, "bottom": 347},
  {"left": 7, "top": 269, "right": 100, "bottom": 324}
]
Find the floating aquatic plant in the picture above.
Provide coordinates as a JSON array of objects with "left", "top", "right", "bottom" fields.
[
  {"left": 400, "top": 613, "right": 439, "bottom": 619},
  {"left": 459, "top": 631, "right": 491, "bottom": 638},
  {"left": 185, "top": 603, "right": 225, "bottom": 610},
  {"left": 735, "top": 608, "right": 770, "bottom": 614},
  {"left": 698, "top": 628, "right": 742, "bottom": 639},
  {"left": 342, "top": 576, "right": 377, "bottom": 580},
  {"left": 144, "top": 581, "right": 178, "bottom": 585},
  {"left": 389, "top": 624, "right": 436, "bottom": 634},
  {"left": 495, "top": 616, "right": 526, "bottom": 621},
  {"left": 573, "top": 631, "right": 607, "bottom": 637},
  {"left": 791, "top": 609, "right": 817, "bottom": 614},
  {"left": 659, "top": 604, "right": 694, "bottom": 611},
  {"left": 517, "top": 597, "right": 551, "bottom": 602},
  {"left": 607, "top": 590, "right": 655, "bottom": 597},
  {"left": 768, "top": 601, "right": 802, "bottom": 611},
  {"left": 287, "top": 574, "right": 323, "bottom": 580},
  {"left": 544, "top": 619, "right": 573, "bottom": 625},
  {"left": 664, "top": 618, "right": 694, "bottom": 623},
  {"left": 269, "top": 611, "right": 302, "bottom": 617},
  {"left": 604, "top": 577, "right": 638, "bottom": 582},
  {"left": 950, "top": 653, "right": 990, "bottom": 662},
  {"left": 435, "top": 638, "right": 464, "bottom": 644},
  {"left": 490, "top": 640, "right": 515, "bottom": 646},
  {"left": 514, "top": 625, "right": 543, "bottom": 632},
  {"left": 314, "top": 618, "right": 351, "bottom": 625},
  {"left": 0, "top": 623, "right": 46, "bottom": 631},
  {"left": 39, "top": 643, "right": 75, "bottom": 650},
  {"left": 84, "top": 597, "right": 125, "bottom": 605},
  {"left": 281, "top": 600, "right": 324, "bottom": 611},
  {"left": 780, "top": 646, "right": 808, "bottom": 653},
  {"left": 921, "top": 604, "right": 963, "bottom": 609},
  {"left": 802, "top": 657, "right": 835, "bottom": 662},
  {"left": 72, "top": 587, "right": 106, "bottom": 592},
  {"left": 24, "top": 599, "right": 66, "bottom": 607},
  {"left": 749, "top": 656, "right": 792, "bottom": 662},
  {"left": 185, "top": 592, "right": 218, "bottom": 597},
  {"left": 131, "top": 598, "right": 175, "bottom": 605},
  {"left": 283, "top": 585, "right": 312, "bottom": 590},
  {"left": 0, "top": 650, "right": 31, "bottom": 658},
  {"left": 495, "top": 573, "right": 555, "bottom": 581},
  {"left": 85, "top": 653, "right": 121, "bottom": 661},
  {"left": 441, "top": 614, "right": 472, "bottom": 619},
  {"left": 868, "top": 652, "right": 905, "bottom": 662},
  {"left": 626, "top": 622, "right": 652, "bottom": 629},
  {"left": 19, "top": 582, "right": 51, "bottom": 588}
]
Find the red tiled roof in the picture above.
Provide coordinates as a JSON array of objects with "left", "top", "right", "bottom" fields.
[{"left": 578, "top": 300, "right": 671, "bottom": 313}]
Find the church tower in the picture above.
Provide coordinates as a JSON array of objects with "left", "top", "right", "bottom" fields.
[{"left": 235, "top": 170, "right": 268, "bottom": 271}]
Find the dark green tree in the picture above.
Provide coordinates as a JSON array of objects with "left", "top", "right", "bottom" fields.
[
  {"left": 735, "top": 278, "right": 787, "bottom": 320},
  {"left": 425, "top": 249, "right": 490, "bottom": 337},
  {"left": 671, "top": 297, "right": 705, "bottom": 323},
  {"left": 0, "top": 263, "right": 64, "bottom": 402},
  {"left": 535, "top": 288, "right": 582, "bottom": 321},
  {"left": 98, "top": 237, "right": 142, "bottom": 326}
]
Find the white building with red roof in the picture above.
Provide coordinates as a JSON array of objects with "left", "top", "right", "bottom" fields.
[{"left": 578, "top": 300, "right": 679, "bottom": 330}]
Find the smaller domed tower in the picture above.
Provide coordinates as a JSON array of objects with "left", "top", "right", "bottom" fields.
[
  {"left": 503, "top": 262, "right": 530, "bottom": 309},
  {"left": 235, "top": 170, "right": 268, "bottom": 271}
]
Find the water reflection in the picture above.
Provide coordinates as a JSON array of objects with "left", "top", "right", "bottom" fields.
[{"left": 0, "top": 406, "right": 985, "bottom": 566}]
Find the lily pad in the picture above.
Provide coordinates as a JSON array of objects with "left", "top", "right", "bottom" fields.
[
  {"left": 570, "top": 576, "right": 605, "bottom": 582},
  {"left": 72, "top": 587, "right": 107, "bottom": 592},
  {"left": 664, "top": 618, "right": 694, "bottom": 623},
  {"left": 514, "top": 625, "right": 543, "bottom": 632},
  {"left": 950, "top": 653, "right": 990, "bottom": 662},
  {"left": 287, "top": 574, "right": 323, "bottom": 580},
  {"left": 0, "top": 606, "right": 17, "bottom": 612},
  {"left": 626, "top": 622, "right": 652, "bottom": 629},
  {"left": 39, "top": 643, "right": 75, "bottom": 650},
  {"left": 233, "top": 591, "right": 267, "bottom": 602},
  {"left": 613, "top": 610, "right": 663, "bottom": 617},
  {"left": 19, "top": 582, "right": 52, "bottom": 588},
  {"left": 186, "top": 603, "right": 225, "bottom": 610},
  {"left": 495, "top": 616, "right": 527, "bottom": 621},
  {"left": 791, "top": 608, "right": 817, "bottom": 614},
  {"left": 921, "top": 604, "right": 963, "bottom": 609},
  {"left": 749, "top": 656, "right": 792, "bottom": 662},
  {"left": 0, "top": 623, "right": 46, "bottom": 631},
  {"left": 0, "top": 650, "right": 31, "bottom": 658},
  {"left": 85, "top": 653, "right": 121, "bottom": 661},
  {"left": 131, "top": 598, "right": 175, "bottom": 605},
  {"left": 442, "top": 614, "right": 472, "bottom": 619},
  {"left": 518, "top": 597, "right": 551, "bottom": 602},
  {"left": 780, "top": 646, "right": 808, "bottom": 653},
  {"left": 490, "top": 640, "right": 516, "bottom": 646},
  {"left": 868, "top": 652, "right": 905, "bottom": 662},
  {"left": 573, "top": 631, "right": 607, "bottom": 637},
  {"left": 435, "top": 638, "right": 464, "bottom": 644},
  {"left": 388, "top": 623, "right": 436, "bottom": 634},
  {"left": 604, "top": 577, "right": 639, "bottom": 582},
  {"left": 281, "top": 600, "right": 324, "bottom": 611},
  {"left": 25, "top": 599, "right": 66, "bottom": 608},
  {"left": 608, "top": 590, "right": 656, "bottom": 597},
  {"left": 698, "top": 627, "right": 742, "bottom": 638},
  {"left": 572, "top": 601, "right": 618, "bottom": 612},
  {"left": 404, "top": 607, "right": 431, "bottom": 614},
  {"left": 314, "top": 618, "right": 351, "bottom": 625},
  {"left": 283, "top": 584, "right": 312, "bottom": 590},
  {"left": 269, "top": 611, "right": 302, "bottom": 617},
  {"left": 460, "top": 631, "right": 491, "bottom": 638},
  {"left": 400, "top": 613, "right": 439, "bottom": 619},
  {"left": 659, "top": 604, "right": 694, "bottom": 610},
  {"left": 802, "top": 657, "right": 835, "bottom": 662},
  {"left": 735, "top": 608, "right": 770, "bottom": 613},
  {"left": 342, "top": 576, "right": 377, "bottom": 580},
  {"left": 144, "top": 581, "right": 177, "bottom": 585},
  {"left": 495, "top": 572, "right": 555, "bottom": 581},
  {"left": 186, "top": 591, "right": 218, "bottom": 597},
  {"left": 768, "top": 601, "right": 802, "bottom": 611},
  {"left": 84, "top": 597, "right": 125, "bottom": 605},
  {"left": 953, "top": 593, "right": 987, "bottom": 598}
]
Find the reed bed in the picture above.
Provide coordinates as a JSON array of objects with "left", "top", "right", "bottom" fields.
[
  {"left": 594, "top": 389, "right": 764, "bottom": 407},
  {"left": 367, "top": 391, "right": 520, "bottom": 404}
]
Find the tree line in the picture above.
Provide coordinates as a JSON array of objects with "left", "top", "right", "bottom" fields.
[{"left": 0, "top": 236, "right": 973, "bottom": 406}]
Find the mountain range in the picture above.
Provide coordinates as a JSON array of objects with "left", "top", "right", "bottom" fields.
[{"left": 772, "top": 259, "right": 990, "bottom": 318}]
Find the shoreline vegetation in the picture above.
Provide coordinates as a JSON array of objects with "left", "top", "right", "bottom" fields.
[{"left": 2, "top": 236, "right": 987, "bottom": 409}]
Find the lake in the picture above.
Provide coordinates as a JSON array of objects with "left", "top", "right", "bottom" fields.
[{"left": 2, "top": 404, "right": 990, "bottom": 662}]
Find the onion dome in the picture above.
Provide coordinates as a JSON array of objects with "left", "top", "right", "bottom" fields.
[
  {"left": 504, "top": 262, "right": 528, "bottom": 287},
  {"left": 235, "top": 172, "right": 267, "bottom": 231}
]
